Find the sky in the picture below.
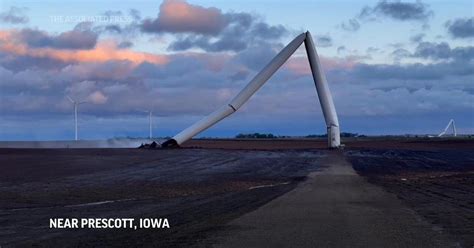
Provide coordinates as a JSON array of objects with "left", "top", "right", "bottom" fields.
[{"left": 0, "top": 0, "right": 472, "bottom": 140}]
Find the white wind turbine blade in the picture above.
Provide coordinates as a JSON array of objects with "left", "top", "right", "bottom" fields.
[{"left": 66, "top": 95, "right": 75, "bottom": 103}]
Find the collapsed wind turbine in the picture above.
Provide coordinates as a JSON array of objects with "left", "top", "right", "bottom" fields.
[
  {"left": 438, "top": 119, "right": 457, "bottom": 137},
  {"left": 67, "top": 96, "right": 87, "bottom": 141},
  {"left": 162, "top": 31, "right": 341, "bottom": 148}
]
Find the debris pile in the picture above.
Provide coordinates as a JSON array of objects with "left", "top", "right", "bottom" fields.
[{"left": 138, "top": 141, "right": 160, "bottom": 149}]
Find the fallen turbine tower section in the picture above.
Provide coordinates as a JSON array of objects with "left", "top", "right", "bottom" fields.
[{"left": 162, "top": 31, "right": 341, "bottom": 148}]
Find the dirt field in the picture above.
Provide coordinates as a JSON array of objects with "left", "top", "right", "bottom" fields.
[
  {"left": 346, "top": 148, "right": 474, "bottom": 248},
  {"left": 0, "top": 138, "right": 472, "bottom": 247},
  {"left": 184, "top": 137, "right": 474, "bottom": 150},
  {"left": 0, "top": 148, "right": 324, "bottom": 247}
]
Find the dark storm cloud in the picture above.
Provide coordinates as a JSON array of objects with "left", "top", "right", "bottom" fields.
[
  {"left": 445, "top": 17, "right": 474, "bottom": 39},
  {"left": 0, "top": 6, "right": 29, "bottom": 24},
  {"left": 359, "top": 0, "right": 433, "bottom": 21},
  {"left": 17, "top": 23, "right": 98, "bottom": 50}
]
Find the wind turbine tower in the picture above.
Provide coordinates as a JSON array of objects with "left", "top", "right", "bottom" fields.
[
  {"left": 141, "top": 110, "right": 153, "bottom": 139},
  {"left": 67, "top": 96, "right": 87, "bottom": 141}
]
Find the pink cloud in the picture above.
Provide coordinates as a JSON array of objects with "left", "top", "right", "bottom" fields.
[
  {"left": 178, "top": 51, "right": 232, "bottom": 72},
  {"left": 142, "top": 0, "right": 227, "bottom": 35},
  {"left": 0, "top": 30, "right": 169, "bottom": 65},
  {"left": 285, "top": 56, "right": 358, "bottom": 76},
  {"left": 88, "top": 90, "right": 108, "bottom": 104}
]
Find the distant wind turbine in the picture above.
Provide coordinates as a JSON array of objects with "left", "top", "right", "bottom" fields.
[
  {"left": 67, "top": 96, "right": 87, "bottom": 141},
  {"left": 140, "top": 110, "right": 153, "bottom": 139},
  {"left": 438, "top": 119, "right": 457, "bottom": 137}
]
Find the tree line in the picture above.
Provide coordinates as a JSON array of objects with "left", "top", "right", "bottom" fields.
[{"left": 235, "top": 132, "right": 363, "bottom": 138}]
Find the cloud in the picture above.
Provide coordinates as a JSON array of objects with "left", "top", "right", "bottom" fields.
[
  {"left": 315, "top": 35, "right": 333, "bottom": 47},
  {"left": 350, "top": 60, "right": 473, "bottom": 81},
  {"left": 141, "top": 0, "right": 287, "bottom": 52},
  {"left": 16, "top": 23, "right": 98, "bottom": 50},
  {"left": 141, "top": 0, "right": 227, "bottom": 35},
  {"left": 410, "top": 33, "right": 425, "bottom": 43},
  {"left": 168, "top": 13, "right": 287, "bottom": 52},
  {"left": 118, "top": 41, "right": 133, "bottom": 48},
  {"left": 445, "top": 17, "right": 474, "bottom": 39},
  {"left": 1, "top": 48, "right": 472, "bottom": 128},
  {"left": 341, "top": 0, "right": 432, "bottom": 32},
  {"left": 337, "top": 46, "right": 346, "bottom": 54},
  {"left": 88, "top": 90, "right": 108, "bottom": 104},
  {"left": 168, "top": 34, "right": 247, "bottom": 52},
  {"left": 366, "top": 47, "right": 380, "bottom": 54},
  {"left": 391, "top": 48, "right": 410, "bottom": 61},
  {"left": 228, "top": 69, "right": 249, "bottom": 81},
  {"left": 234, "top": 43, "right": 277, "bottom": 71},
  {"left": 284, "top": 55, "right": 358, "bottom": 77},
  {"left": 93, "top": 9, "right": 143, "bottom": 39},
  {"left": 412, "top": 42, "right": 474, "bottom": 61},
  {"left": 341, "top": 18, "right": 360, "bottom": 32},
  {"left": 0, "top": 6, "right": 28, "bottom": 24},
  {"left": 129, "top": 9, "right": 141, "bottom": 21},
  {"left": 1, "top": 0, "right": 472, "bottom": 138},
  {"left": 0, "top": 30, "right": 169, "bottom": 66},
  {"left": 59, "top": 61, "right": 136, "bottom": 81},
  {"left": 359, "top": 0, "right": 433, "bottom": 21}
]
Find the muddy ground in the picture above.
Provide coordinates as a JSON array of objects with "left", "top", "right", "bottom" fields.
[{"left": 0, "top": 138, "right": 473, "bottom": 247}]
